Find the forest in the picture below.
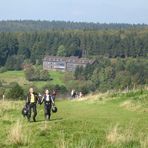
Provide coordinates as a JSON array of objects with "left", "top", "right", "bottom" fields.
[
  {"left": 0, "top": 21, "right": 147, "bottom": 93},
  {"left": 74, "top": 57, "right": 148, "bottom": 92},
  {"left": 0, "top": 28, "right": 148, "bottom": 67},
  {"left": 0, "top": 20, "right": 148, "bottom": 32}
]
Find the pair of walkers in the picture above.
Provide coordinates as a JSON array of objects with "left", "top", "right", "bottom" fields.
[{"left": 25, "top": 88, "right": 56, "bottom": 122}]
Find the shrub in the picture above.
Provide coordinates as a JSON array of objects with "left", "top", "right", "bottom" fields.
[
  {"left": 6, "top": 82, "right": 24, "bottom": 99},
  {"left": 0, "top": 67, "right": 7, "bottom": 73},
  {"left": 0, "top": 87, "right": 5, "bottom": 98},
  {"left": 42, "top": 84, "right": 68, "bottom": 95},
  {"left": 24, "top": 66, "right": 50, "bottom": 81}
]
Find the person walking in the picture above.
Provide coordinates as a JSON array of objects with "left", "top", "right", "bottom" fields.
[
  {"left": 52, "top": 89, "right": 56, "bottom": 101},
  {"left": 42, "top": 89, "right": 55, "bottom": 121},
  {"left": 26, "top": 87, "right": 39, "bottom": 122}
]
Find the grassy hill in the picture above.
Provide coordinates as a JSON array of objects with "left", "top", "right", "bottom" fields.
[
  {"left": 0, "top": 89, "right": 147, "bottom": 148},
  {"left": 0, "top": 70, "right": 65, "bottom": 88}
]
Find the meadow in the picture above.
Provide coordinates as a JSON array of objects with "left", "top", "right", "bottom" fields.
[
  {"left": 0, "top": 70, "right": 65, "bottom": 88},
  {"left": 0, "top": 89, "right": 147, "bottom": 148}
]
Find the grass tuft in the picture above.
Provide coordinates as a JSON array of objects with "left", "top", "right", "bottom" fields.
[{"left": 8, "top": 120, "right": 30, "bottom": 146}]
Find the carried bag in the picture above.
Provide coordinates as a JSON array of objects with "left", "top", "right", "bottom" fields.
[{"left": 22, "top": 103, "right": 29, "bottom": 117}]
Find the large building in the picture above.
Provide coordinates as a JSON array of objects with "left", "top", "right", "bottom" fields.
[{"left": 43, "top": 56, "right": 95, "bottom": 72}]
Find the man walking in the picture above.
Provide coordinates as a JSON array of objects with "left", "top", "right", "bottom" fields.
[{"left": 26, "top": 87, "right": 39, "bottom": 122}]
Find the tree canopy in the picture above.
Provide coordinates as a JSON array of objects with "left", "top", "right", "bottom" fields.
[{"left": 0, "top": 28, "right": 148, "bottom": 68}]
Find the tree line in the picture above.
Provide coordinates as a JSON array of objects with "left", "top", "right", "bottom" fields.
[
  {"left": 74, "top": 57, "right": 148, "bottom": 92},
  {"left": 0, "top": 28, "right": 148, "bottom": 69},
  {"left": 0, "top": 20, "right": 148, "bottom": 32}
]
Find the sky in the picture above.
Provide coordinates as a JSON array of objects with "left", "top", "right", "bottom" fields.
[{"left": 0, "top": 0, "right": 147, "bottom": 24}]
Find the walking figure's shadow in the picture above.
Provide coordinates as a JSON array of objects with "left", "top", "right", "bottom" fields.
[{"left": 35, "top": 117, "right": 63, "bottom": 123}]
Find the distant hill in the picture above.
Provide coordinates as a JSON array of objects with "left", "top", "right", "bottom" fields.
[{"left": 0, "top": 20, "right": 148, "bottom": 32}]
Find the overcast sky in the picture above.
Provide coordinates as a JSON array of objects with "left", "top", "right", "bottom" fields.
[{"left": 0, "top": 0, "right": 147, "bottom": 24}]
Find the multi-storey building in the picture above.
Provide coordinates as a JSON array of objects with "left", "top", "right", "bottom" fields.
[{"left": 43, "top": 56, "right": 95, "bottom": 72}]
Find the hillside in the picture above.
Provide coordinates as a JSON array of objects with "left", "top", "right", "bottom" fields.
[
  {"left": 0, "top": 70, "right": 65, "bottom": 88},
  {"left": 0, "top": 89, "right": 147, "bottom": 147}
]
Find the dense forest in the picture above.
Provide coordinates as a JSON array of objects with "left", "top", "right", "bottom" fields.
[
  {"left": 0, "top": 20, "right": 148, "bottom": 32},
  {"left": 0, "top": 28, "right": 148, "bottom": 68}
]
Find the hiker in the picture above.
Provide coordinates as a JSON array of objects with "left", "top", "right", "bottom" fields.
[
  {"left": 52, "top": 89, "right": 56, "bottom": 101},
  {"left": 79, "top": 92, "right": 83, "bottom": 98},
  {"left": 75, "top": 91, "right": 79, "bottom": 98},
  {"left": 41, "top": 89, "right": 55, "bottom": 120},
  {"left": 26, "top": 87, "right": 39, "bottom": 122},
  {"left": 71, "top": 89, "right": 76, "bottom": 98},
  {"left": 2, "top": 94, "right": 5, "bottom": 101}
]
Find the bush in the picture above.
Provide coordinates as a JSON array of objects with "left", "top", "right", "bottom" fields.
[
  {"left": 6, "top": 82, "right": 24, "bottom": 99},
  {"left": 42, "top": 84, "right": 68, "bottom": 95},
  {"left": 0, "top": 87, "right": 5, "bottom": 98},
  {"left": 54, "top": 85, "right": 67, "bottom": 94},
  {"left": 40, "top": 70, "right": 50, "bottom": 81},
  {"left": 0, "top": 67, "right": 7, "bottom": 73},
  {"left": 74, "top": 58, "right": 148, "bottom": 92},
  {"left": 80, "top": 86, "right": 89, "bottom": 95},
  {"left": 24, "top": 66, "right": 50, "bottom": 81}
]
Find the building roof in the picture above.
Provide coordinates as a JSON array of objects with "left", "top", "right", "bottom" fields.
[{"left": 43, "top": 56, "right": 95, "bottom": 64}]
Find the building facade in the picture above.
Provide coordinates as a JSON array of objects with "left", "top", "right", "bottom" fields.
[{"left": 43, "top": 56, "right": 95, "bottom": 72}]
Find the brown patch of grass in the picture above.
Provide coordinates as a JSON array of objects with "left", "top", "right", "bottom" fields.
[
  {"left": 8, "top": 120, "right": 30, "bottom": 146},
  {"left": 74, "top": 92, "right": 111, "bottom": 103},
  {"left": 0, "top": 101, "right": 22, "bottom": 121},
  {"left": 106, "top": 123, "right": 135, "bottom": 144},
  {"left": 0, "top": 100, "right": 22, "bottom": 111},
  {"left": 55, "top": 132, "right": 69, "bottom": 148},
  {"left": 120, "top": 100, "right": 141, "bottom": 111},
  {"left": 55, "top": 132, "right": 97, "bottom": 148},
  {"left": 140, "top": 135, "right": 148, "bottom": 148},
  {"left": 106, "top": 124, "right": 123, "bottom": 144},
  {"left": 106, "top": 122, "right": 148, "bottom": 147}
]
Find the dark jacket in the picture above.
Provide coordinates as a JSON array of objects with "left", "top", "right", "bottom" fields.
[
  {"left": 42, "top": 94, "right": 54, "bottom": 105},
  {"left": 26, "top": 92, "right": 38, "bottom": 104}
]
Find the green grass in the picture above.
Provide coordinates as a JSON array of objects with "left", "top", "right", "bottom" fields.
[
  {"left": 49, "top": 71, "right": 65, "bottom": 85},
  {"left": 0, "top": 71, "right": 27, "bottom": 85},
  {"left": 0, "top": 70, "right": 65, "bottom": 88},
  {"left": 32, "top": 71, "right": 65, "bottom": 88},
  {"left": 0, "top": 89, "right": 147, "bottom": 148}
]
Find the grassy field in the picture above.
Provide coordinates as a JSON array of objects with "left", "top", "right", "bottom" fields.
[
  {"left": 0, "top": 89, "right": 147, "bottom": 148},
  {"left": 0, "top": 70, "right": 65, "bottom": 88}
]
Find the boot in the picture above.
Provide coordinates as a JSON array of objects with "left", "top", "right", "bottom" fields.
[
  {"left": 27, "top": 118, "right": 30, "bottom": 122},
  {"left": 46, "top": 115, "right": 49, "bottom": 121},
  {"left": 33, "top": 117, "right": 36, "bottom": 122}
]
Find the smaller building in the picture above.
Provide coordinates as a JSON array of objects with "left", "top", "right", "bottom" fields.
[{"left": 43, "top": 56, "right": 95, "bottom": 72}]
